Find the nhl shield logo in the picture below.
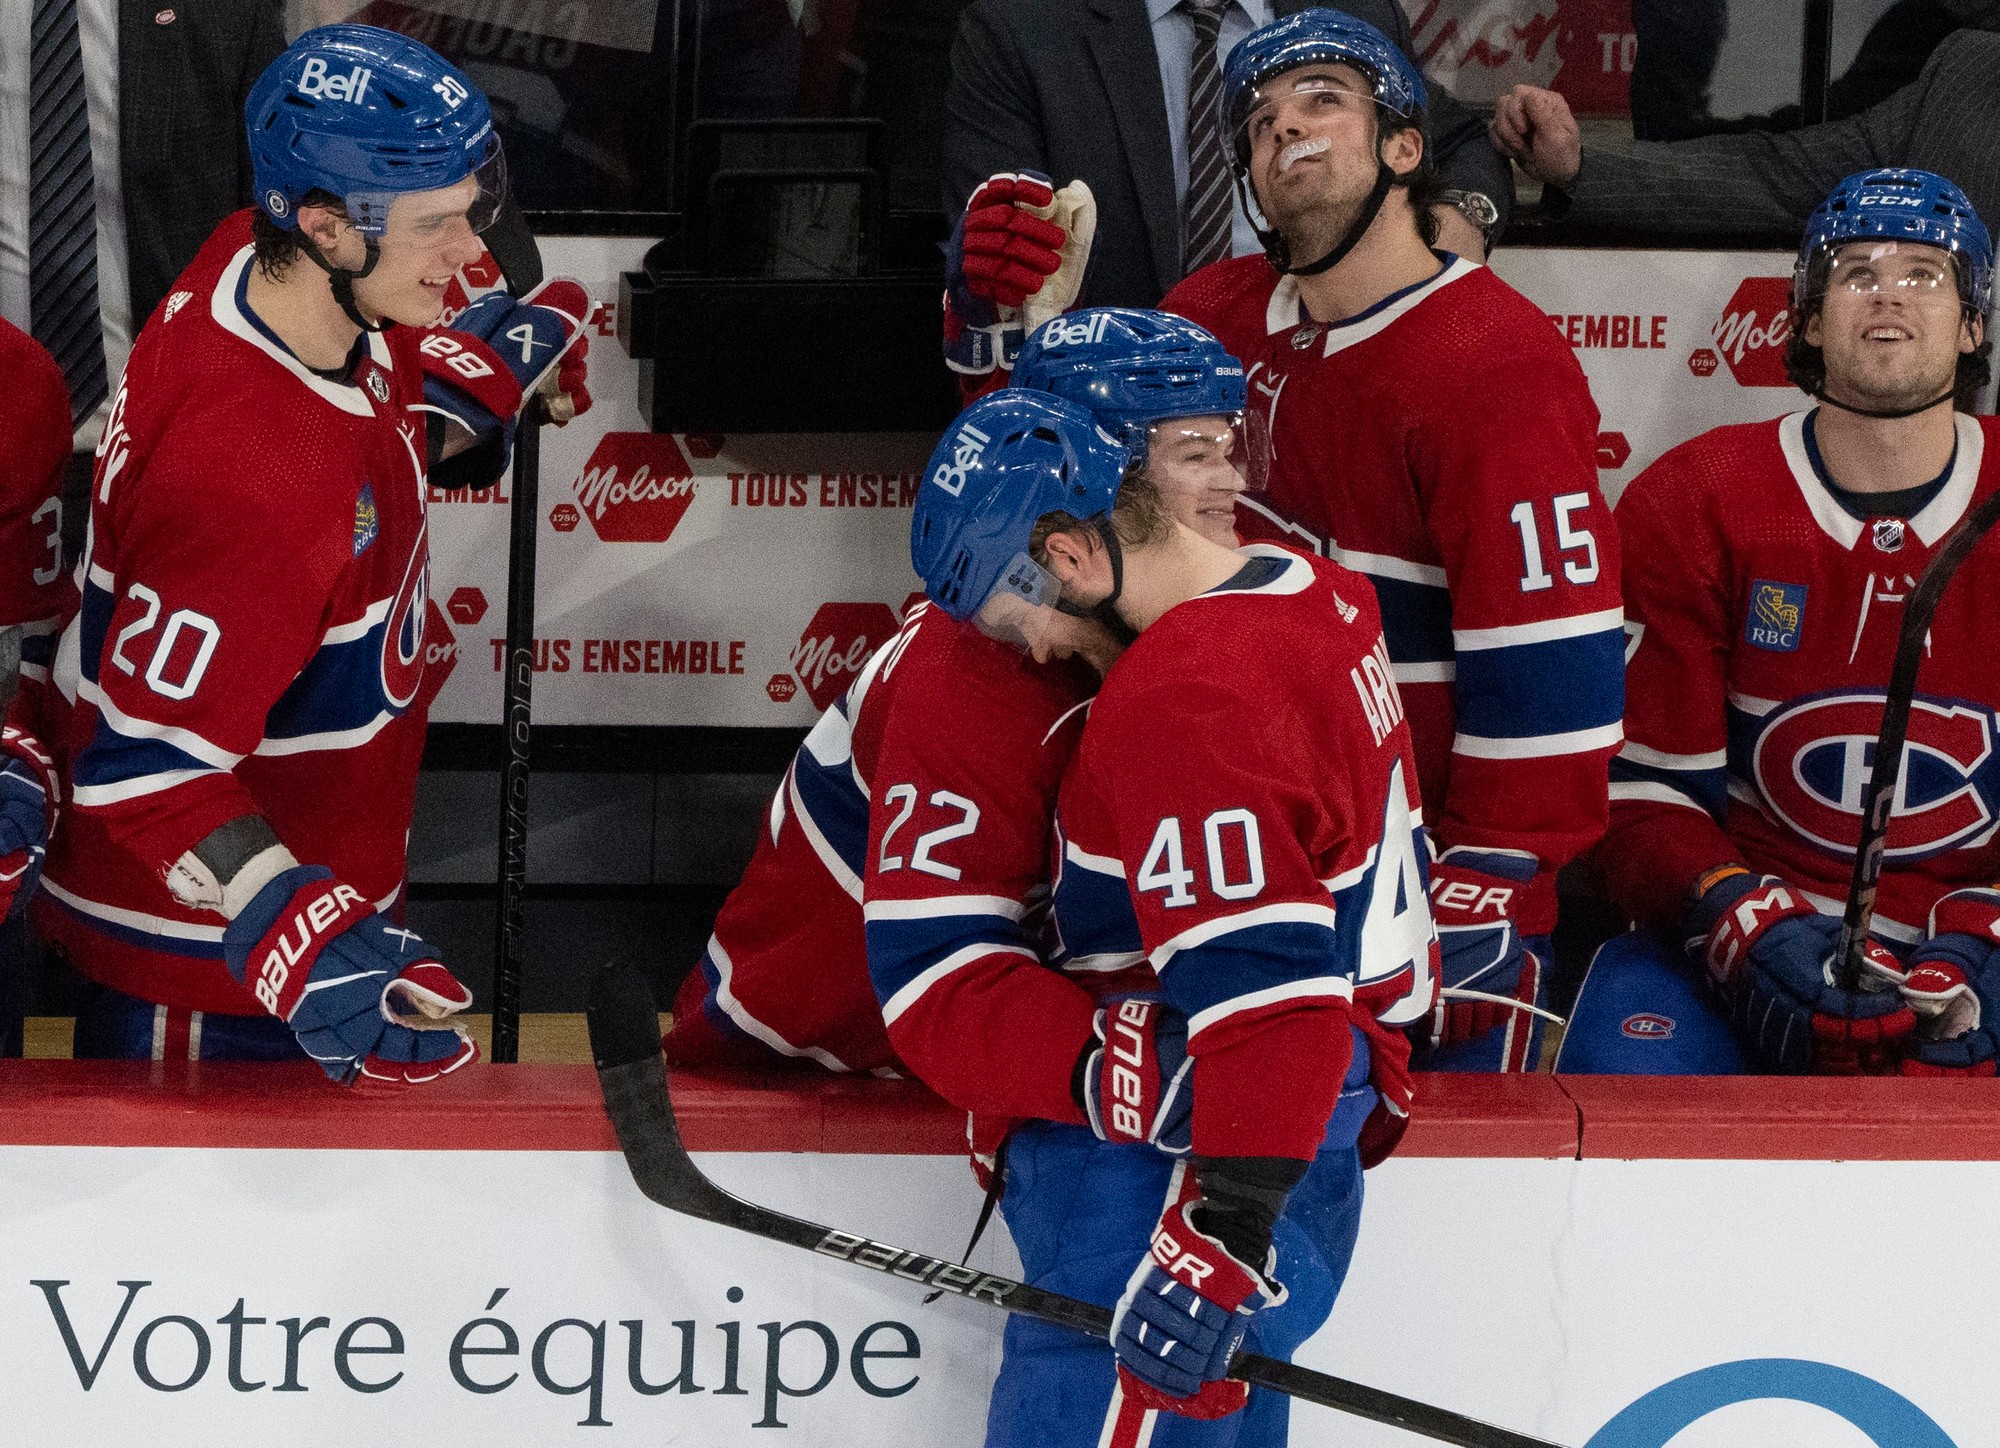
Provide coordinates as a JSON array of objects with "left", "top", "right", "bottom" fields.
[
  {"left": 1873, "top": 518, "right": 1906, "bottom": 553},
  {"left": 365, "top": 369, "right": 390, "bottom": 404}
]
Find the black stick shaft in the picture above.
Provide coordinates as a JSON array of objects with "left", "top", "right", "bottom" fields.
[
  {"left": 491, "top": 409, "right": 541, "bottom": 1063},
  {"left": 1835, "top": 484, "right": 2000, "bottom": 987},
  {"left": 588, "top": 966, "right": 1567, "bottom": 1448}
]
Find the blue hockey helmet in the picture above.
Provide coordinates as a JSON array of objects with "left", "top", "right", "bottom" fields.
[
  {"left": 911, "top": 392, "right": 1129, "bottom": 623},
  {"left": 1793, "top": 168, "right": 1993, "bottom": 317},
  {"left": 1014, "top": 309, "right": 1247, "bottom": 447},
  {"left": 1223, "top": 8, "right": 1428, "bottom": 170},
  {"left": 248, "top": 25, "right": 505, "bottom": 236}
]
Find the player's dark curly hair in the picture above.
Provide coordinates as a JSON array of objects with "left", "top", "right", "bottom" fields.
[
  {"left": 251, "top": 190, "right": 348, "bottom": 281},
  {"left": 1384, "top": 106, "right": 1441, "bottom": 249},
  {"left": 1785, "top": 254, "right": 1993, "bottom": 408},
  {"left": 1028, "top": 468, "right": 1176, "bottom": 565}
]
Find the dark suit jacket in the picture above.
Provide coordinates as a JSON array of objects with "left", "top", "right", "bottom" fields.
[
  {"left": 117, "top": 0, "right": 288, "bottom": 328},
  {"left": 944, "top": 0, "right": 1515, "bottom": 309},
  {"left": 1557, "top": 29, "right": 2000, "bottom": 246}
]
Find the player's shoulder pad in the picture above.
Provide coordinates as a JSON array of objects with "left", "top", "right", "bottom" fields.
[
  {"left": 1162, "top": 254, "right": 1282, "bottom": 336},
  {"left": 0, "top": 317, "right": 70, "bottom": 441}
]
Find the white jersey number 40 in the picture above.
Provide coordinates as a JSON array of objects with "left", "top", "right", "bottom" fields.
[{"left": 1137, "top": 809, "right": 1266, "bottom": 909}]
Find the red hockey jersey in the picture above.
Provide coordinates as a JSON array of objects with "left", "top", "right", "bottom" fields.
[
  {"left": 1165, "top": 255, "right": 1624, "bottom": 933},
  {"left": 0, "top": 318, "right": 71, "bottom": 707},
  {"left": 863, "top": 606, "right": 1101, "bottom": 1127},
  {"left": 37, "top": 212, "right": 438, "bottom": 1013},
  {"left": 1054, "top": 548, "right": 1436, "bottom": 1160},
  {"left": 1602, "top": 410, "right": 2000, "bottom": 946}
]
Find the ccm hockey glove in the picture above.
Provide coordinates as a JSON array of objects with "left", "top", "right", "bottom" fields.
[
  {"left": 1885, "top": 887, "right": 2000, "bottom": 1075},
  {"left": 1686, "top": 865, "right": 1912, "bottom": 1074},
  {"left": 1079, "top": 994, "right": 1193, "bottom": 1154},
  {"left": 223, "top": 866, "right": 478, "bottom": 1085},
  {"left": 0, "top": 727, "right": 56, "bottom": 922},
  {"left": 1110, "top": 1162, "right": 1288, "bottom": 1420}
]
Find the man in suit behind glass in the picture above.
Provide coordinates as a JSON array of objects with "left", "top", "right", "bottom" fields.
[{"left": 944, "top": 0, "right": 1514, "bottom": 313}]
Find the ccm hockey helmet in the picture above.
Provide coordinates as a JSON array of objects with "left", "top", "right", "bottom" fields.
[{"left": 1793, "top": 168, "right": 1993, "bottom": 318}]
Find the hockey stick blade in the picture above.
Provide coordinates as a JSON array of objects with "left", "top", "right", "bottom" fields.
[
  {"left": 588, "top": 964, "right": 1569, "bottom": 1448},
  {"left": 1834, "top": 482, "right": 2000, "bottom": 988}
]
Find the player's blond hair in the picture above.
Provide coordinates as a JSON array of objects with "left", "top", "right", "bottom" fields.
[{"left": 1028, "top": 467, "right": 1175, "bottom": 564}]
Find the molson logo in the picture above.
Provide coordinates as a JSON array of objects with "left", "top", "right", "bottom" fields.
[
  {"left": 570, "top": 433, "right": 700, "bottom": 543},
  {"left": 1710, "top": 276, "right": 1794, "bottom": 387},
  {"left": 415, "top": 597, "right": 457, "bottom": 715},
  {"left": 788, "top": 602, "right": 899, "bottom": 711}
]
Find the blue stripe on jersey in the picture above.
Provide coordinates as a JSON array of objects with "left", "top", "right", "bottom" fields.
[
  {"left": 1368, "top": 574, "right": 1453, "bottom": 665},
  {"left": 1608, "top": 754, "right": 1727, "bottom": 822},
  {"left": 20, "top": 625, "right": 55, "bottom": 672},
  {"left": 1453, "top": 625, "right": 1626, "bottom": 741},
  {"left": 1051, "top": 846, "right": 1143, "bottom": 967},
  {"left": 42, "top": 885, "right": 228, "bottom": 961},
  {"left": 71, "top": 713, "right": 218, "bottom": 793},
  {"left": 866, "top": 901, "right": 1038, "bottom": 1021},
  {"left": 1155, "top": 914, "right": 1349, "bottom": 1031},
  {"left": 265, "top": 621, "right": 404, "bottom": 741},
  {"left": 1724, "top": 699, "right": 1766, "bottom": 797},
  {"left": 791, "top": 732, "right": 870, "bottom": 884},
  {"left": 78, "top": 574, "right": 114, "bottom": 687}
]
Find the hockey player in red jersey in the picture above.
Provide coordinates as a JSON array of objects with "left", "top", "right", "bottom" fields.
[
  {"left": 876, "top": 389, "right": 1436, "bottom": 1446},
  {"left": 34, "top": 26, "right": 591, "bottom": 1078},
  {"left": 1151, "top": 9, "right": 1621, "bottom": 1072},
  {"left": 665, "top": 316, "right": 1257, "bottom": 1074},
  {"left": 0, "top": 320, "right": 72, "bottom": 1053},
  {"left": 1564, "top": 168, "right": 2000, "bottom": 1077}
]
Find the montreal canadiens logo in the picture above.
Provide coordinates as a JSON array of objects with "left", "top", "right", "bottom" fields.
[
  {"left": 380, "top": 524, "right": 429, "bottom": 711},
  {"left": 1621, "top": 1013, "right": 1676, "bottom": 1040},
  {"left": 1750, "top": 689, "right": 2000, "bottom": 860}
]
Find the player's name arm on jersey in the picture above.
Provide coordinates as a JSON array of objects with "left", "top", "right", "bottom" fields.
[
  {"left": 1597, "top": 459, "right": 1744, "bottom": 930},
  {"left": 66, "top": 459, "right": 345, "bottom": 871},
  {"left": 1416, "top": 374, "right": 1626, "bottom": 867}
]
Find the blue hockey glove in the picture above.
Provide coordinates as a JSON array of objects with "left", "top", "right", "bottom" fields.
[
  {"left": 1111, "top": 1164, "right": 1286, "bottom": 1420},
  {"left": 419, "top": 277, "right": 593, "bottom": 450},
  {"left": 0, "top": 727, "right": 56, "bottom": 922},
  {"left": 1426, "top": 846, "right": 1543, "bottom": 1064},
  {"left": 1891, "top": 887, "right": 2000, "bottom": 1075},
  {"left": 1081, "top": 994, "right": 1192, "bottom": 1154},
  {"left": 1685, "top": 866, "right": 1913, "bottom": 1074},
  {"left": 223, "top": 866, "right": 478, "bottom": 1085}
]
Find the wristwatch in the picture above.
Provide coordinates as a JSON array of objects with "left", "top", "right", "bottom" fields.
[{"left": 1437, "top": 189, "right": 1500, "bottom": 249}]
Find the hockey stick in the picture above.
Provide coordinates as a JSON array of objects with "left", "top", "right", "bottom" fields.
[
  {"left": 1834, "top": 483, "right": 2000, "bottom": 989},
  {"left": 483, "top": 197, "right": 545, "bottom": 1066},
  {"left": 587, "top": 964, "right": 1569, "bottom": 1448}
]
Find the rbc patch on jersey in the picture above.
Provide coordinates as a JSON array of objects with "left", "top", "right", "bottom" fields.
[
  {"left": 353, "top": 486, "right": 380, "bottom": 556},
  {"left": 1745, "top": 580, "right": 1805, "bottom": 652}
]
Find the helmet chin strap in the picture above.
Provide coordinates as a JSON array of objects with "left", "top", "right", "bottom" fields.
[
  {"left": 303, "top": 233, "right": 387, "bottom": 333},
  {"left": 1055, "top": 518, "right": 1141, "bottom": 647},
  {"left": 1812, "top": 383, "right": 1958, "bottom": 420}
]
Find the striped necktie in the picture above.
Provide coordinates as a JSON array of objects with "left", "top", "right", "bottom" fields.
[
  {"left": 31, "top": 0, "right": 109, "bottom": 426},
  {"left": 1183, "top": 0, "right": 1234, "bottom": 277}
]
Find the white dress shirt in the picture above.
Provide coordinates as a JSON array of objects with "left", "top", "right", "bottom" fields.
[{"left": 1, "top": 0, "right": 133, "bottom": 447}]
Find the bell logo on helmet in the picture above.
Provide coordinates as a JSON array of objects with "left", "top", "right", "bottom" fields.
[
  {"left": 295, "top": 56, "right": 372, "bottom": 104},
  {"left": 1038, "top": 312, "right": 1114, "bottom": 349},
  {"left": 929, "top": 422, "right": 990, "bottom": 498}
]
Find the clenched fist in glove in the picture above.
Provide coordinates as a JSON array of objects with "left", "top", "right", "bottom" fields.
[
  {"left": 1685, "top": 865, "right": 1912, "bottom": 1074},
  {"left": 943, "top": 170, "right": 1096, "bottom": 377},
  {"left": 1079, "top": 994, "right": 1192, "bottom": 1154},
  {"left": 223, "top": 865, "right": 478, "bottom": 1085},
  {"left": 1884, "top": 887, "right": 2000, "bottom": 1075},
  {"left": 1110, "top": 1162, "right": 1287, "bottom": 1420}
]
